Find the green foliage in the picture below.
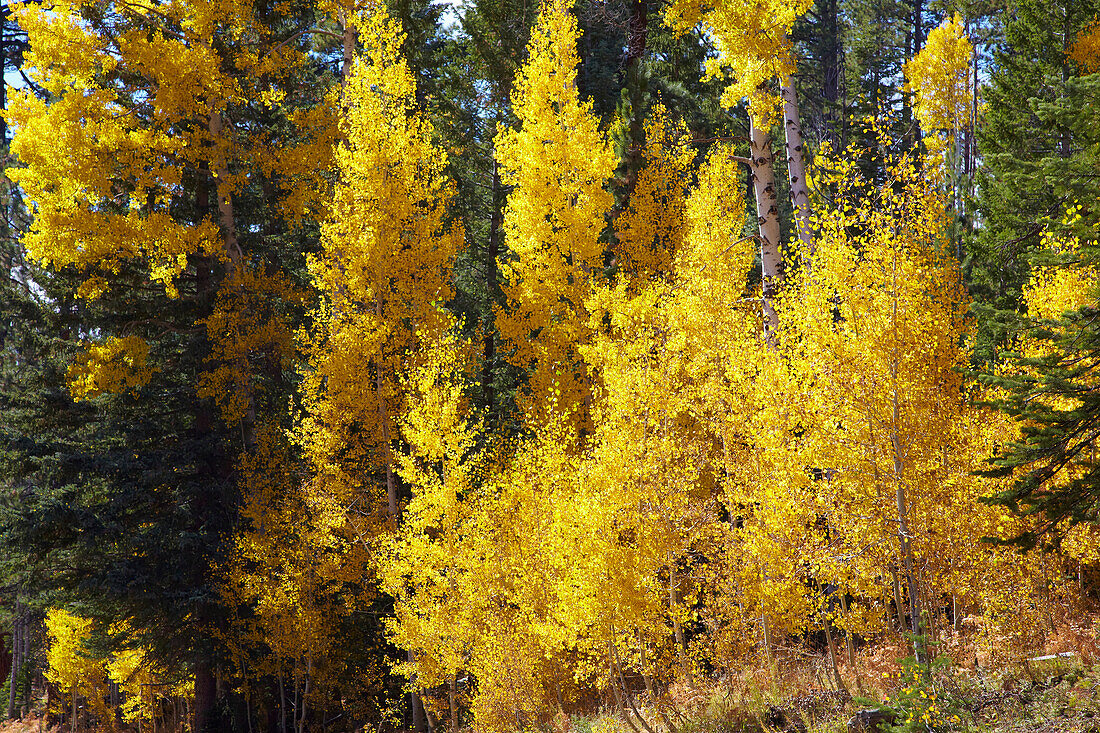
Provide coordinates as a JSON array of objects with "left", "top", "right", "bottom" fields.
[
  {"left": 0, "top": 659, "right": 36, "bottom": 717},
  {"left": 970, "top": 0, "right": 1100, "bottom": 327},
  {"left": 873, "top": 652, "right": 964, "bottom": 733}
]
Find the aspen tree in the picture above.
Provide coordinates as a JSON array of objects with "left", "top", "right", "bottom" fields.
[
  {"left": 1071, "top": 18, "right": 1100, "bottom": 70},
  {"left": 789, "top": 144, "right": 969, "bottom": 660},
  {"left": 296, "top": 0, "right": 462, "bottom": 528},
  {"left": 581, "top": 143, "right": 764, "bottom": 700},
  {"left": 383, "top": 145, "right": 756, "bottom": 731},
  {"left": 612, "top": 105, "right": 694, "bottom": 288},
  {"left": 493, "top": 0, "right": 616, "bottom": 436},
  {"left": 904, "top": 14, "right": 974, "bottom": 223},
  {"left": 664, "top": 0, "right": 814, "bottom": 339},
  {"left": 44, "top": 610, "right": 107, "bottom": 732},
  {"left": 288, "top": 3, "right": 462, "bottom": 727},
  {"left": 660, "top": 0, "right": 816, "bottom": 667}
]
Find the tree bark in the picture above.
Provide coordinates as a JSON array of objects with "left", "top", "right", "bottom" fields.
[
  {"left": 193, "top": 663, "right": 217, "bottom": 733},
  {"left": 838, "top": 593, "right": 861, "bottom": 689},
  {"left": 340, "top": 9, "right": 356, "bottom": 87},
  {"left": 820, "top": 0, "right": 841, "bottom": 145},
  {"left": 7, "top": 604, "right": 20, "bottom": 719},
  {"left": 780, "top": 77, "right": 813, "bottom": 252},
  {"left": 376, "top": 293, "right": 399, "bottom": 521},
  {"left": 448, "top": 675, "right": 458, "bottom": 733},
  {"left": 891, "top": 252, "right": 923, "bottom": 663},
  {"left": 410, "top": 651, "right": 427, "bottom": 733},
  {"left": 822, "top": 616, "right": 849, "bottom": 696},
  {"left": 482, "top": 160, "right": 502, "bottom": 410},
  {"left": 208, "top": 109, "right": 256, "bottom": 451},
  {"left": 749, "top": 114, "right": 783, "bottom": 347},
  {"left": 669, "top": 561, "right": 692, "bottom": 686}
]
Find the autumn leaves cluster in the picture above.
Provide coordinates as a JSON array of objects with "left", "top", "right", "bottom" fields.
[{"left": 10, "top": 0, "right": 1100, "bottom": 730}]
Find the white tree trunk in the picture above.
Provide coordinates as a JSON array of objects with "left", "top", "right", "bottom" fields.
[
  {"left": 781, "top": 77, "right": 813, "bottom": 252},
  {"left": 749, "top": 116, "right": 782, "bottom": 347},
  {"left": 341, "top": 10, "right": 356, "bottom": 86}
]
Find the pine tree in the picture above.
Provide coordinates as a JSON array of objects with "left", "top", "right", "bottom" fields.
[
  {"left": 3, "top": 0, "right": 328, "bottom": 727},
  {"left": 980, "top": 204, "right": 1100, "bottom": 541},
  {"left": 971, "top": 0, "right": 1100, "bottom": 326}
]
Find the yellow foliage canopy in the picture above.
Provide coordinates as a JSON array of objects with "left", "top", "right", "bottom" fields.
[
  {"left": 494, "top": 0, "right": 615, "bottom": 435},
  {"left": 664, "top": 0, "right": 813, "bottom": 122},
  {"left": 67, "top": 336, "right": 157, "bottom": 401}
]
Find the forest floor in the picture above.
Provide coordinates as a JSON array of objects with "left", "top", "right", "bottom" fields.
[
  {"left": 572, "top": 615, "right": 1100, "bottom": 733},
  {"left": 5, "top": 618, "right": 1100, "bottom": 733},
  {"left": 566, "top": 661, "right": 1100, "bottom": 733},
  {"left": 1, "top": 669, "right": 1100, "bottom": 733}
]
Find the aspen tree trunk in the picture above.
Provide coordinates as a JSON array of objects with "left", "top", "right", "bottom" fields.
[
  {"left": 749, "top": 115, "right": 783, "bottom": 346},
  {"left": 669, "top": 561, "right": 693, "bottom": 686},
  {"left": 750, "top": 111, "right": 782, "bottom": 666},
  {"left": 374, "top": 285, "right": 397, "bottom": 519},
  {"left": 279, "top": 673, "right": 287, "bottom": 733},
  {"left": 448, "top": 676, "right": 458, "bottom": 733},
  {"left": 761, "top": 615, "right": 774, "bottom": 669},
  {"left": 780, "top": 78, "right": 813, "bottom": 251},
  {"left": 890, "top": 254, "right": 923, "bottom": 663},
  {"left": 609, "top": 651, "right": 641, "bottom": 733},
  {"left": 970, "top": 40, "right": 978, "bottom": 194},
  {"left": 838, "top": 594, "right": 863, "bottom": 693},
  {"left": 822, "top": 620, "right": 848, "bottom": 696},
  {"left": 817, "top": 582, "right": 849, "bottom": 696},
  {"left": 750, "top": 118, "right": 783, "bottom": 336},
  {"left": 377, "top": 348, "right": 399, "bottom": 519},
  {"left": 893, "top": 405, "right": 922, "bottom": 665},
  {"left": 340, "top": 10, "right": 356, "bottom": 86},
  {"left": 410, "top": 668, "right": 427, "bottom": 733},
  {"left": 609, "top": 641, "right": 657, "bottom": 733},
  {"left": 296, "top": 653, "right": 312, "bottom": 733},
  {"left": 891, "top": 569, "right": 905, "bottom": 632}
]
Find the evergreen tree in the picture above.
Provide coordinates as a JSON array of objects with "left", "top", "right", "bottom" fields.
[
  {"left": 980, "top": 198, "right": 1100, "bottom": 543},
  {"left": 970, "top": 0, "right": 1100, "bottom": 340},
  {"left": 2, "top": 0, "right": 329, "bottom": 727}
]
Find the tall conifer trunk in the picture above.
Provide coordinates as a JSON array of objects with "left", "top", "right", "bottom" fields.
[
  {"left": 7, "top": 602, "right": 20, "bottom": 719},
  {"left": 191, "top": 153, "right": 220, "bottom": 733},
  {"left": 820, "top": 0, "right": 841, "bottom": 145},
  {"left": 482, "top": 160, "right": 502, "bottom": 410},
  {"left": 208, "top": 109, "right": 256, "bottom": 450}
]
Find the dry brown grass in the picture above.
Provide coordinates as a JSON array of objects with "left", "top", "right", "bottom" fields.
[{"left": 0, "top": 714, "right": 61, "bottom": 733}]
